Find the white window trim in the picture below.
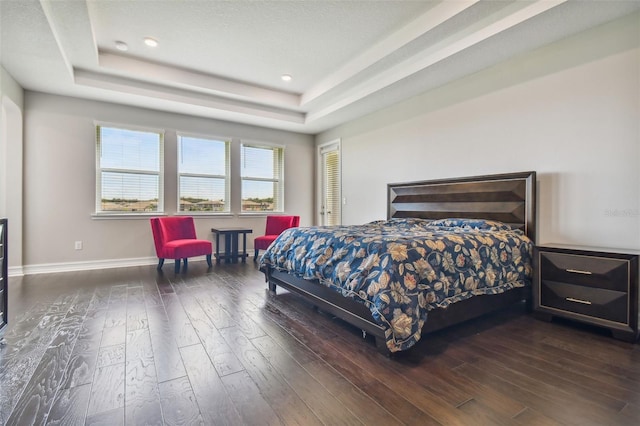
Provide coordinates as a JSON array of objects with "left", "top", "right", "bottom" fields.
[
  {"left": 240, "top": 140, "right": 285, "bottom": 213},
  {"left": 94, "top": 123, "right": 165, "bottom": 216},
  {"left": 177, "top": 132, "right": 231, "bottom": 214}
]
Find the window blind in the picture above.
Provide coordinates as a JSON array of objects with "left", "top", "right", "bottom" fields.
[
  {"left": 178, "top": 135, "right": 230, "bottom": 212},
  {"left": 96, "top": 125, "right": 164, "bottom": 213},
  {"left": 323, "top": 149, "right": 341, "bottom": 226},
  {"left": 240, "top": 144, "right": 284, "bottom": 212}
]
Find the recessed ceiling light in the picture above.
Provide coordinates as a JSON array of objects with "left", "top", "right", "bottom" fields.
[
  {"left": 281, "top": 74, "right": 292, "bottom": 82},
  {"left": 115, "top": 41, "right": 128, "bottom": 51},
  {"left": 144, "top": 37, "right": 158, "bottom": 47}
]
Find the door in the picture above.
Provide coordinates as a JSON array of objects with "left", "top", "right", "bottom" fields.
[{"left": 318, "top": 141, "right": 341, "bottom": 226}]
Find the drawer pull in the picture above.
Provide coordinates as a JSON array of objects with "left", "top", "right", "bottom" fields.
[
  {"left": 566, "top": 297, "right": 592, "bottom": 305},
  {"left": 565, "top": 268, "right": 592, "bottom": 275}
]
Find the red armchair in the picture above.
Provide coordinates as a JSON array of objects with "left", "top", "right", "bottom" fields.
[
  {"left": 254, "top": 215, "right": 300, "bottom": 260},
  {"left": 150, "top": 216, "right": 213, "bottom": 273}
]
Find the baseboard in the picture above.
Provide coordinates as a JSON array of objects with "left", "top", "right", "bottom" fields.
[
  {"left": 20, "top": 256, "right": 160, "bottom": 276},
  {"left": 8, "top": 266, "right": 25, "bottom": 277}
]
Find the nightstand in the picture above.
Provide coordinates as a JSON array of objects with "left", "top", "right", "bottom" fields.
[{"left": 533, "top": 244, "right": 639, "bottom": 342}]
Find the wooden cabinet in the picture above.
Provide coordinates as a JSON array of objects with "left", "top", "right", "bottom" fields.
[
  {"left": 0, "top": 218, "right": 7, "bottom": 338},
  {"left": 534, "top": 245, "right": 639, "bottom": 342}
]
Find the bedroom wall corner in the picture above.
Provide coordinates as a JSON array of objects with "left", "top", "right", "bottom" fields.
[{"left": 0, "top": 65, "right": 25, "bottom": 273}]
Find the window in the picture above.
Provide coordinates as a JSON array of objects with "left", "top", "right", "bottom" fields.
[
  {"left": 240, "top": 143, "right": 284, "bottom": 212},
  {"left": 178, "top": 135, "right": 230, "bottom": 213},
  {"left": 96, "top": 125, "right": 164, "bottom": 214},
  {"left": 319, "top": 141, "right": 341, "bottom": 226}
]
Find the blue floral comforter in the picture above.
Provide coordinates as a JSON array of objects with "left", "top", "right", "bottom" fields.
[{"left": 260, "top": 218, "right": 533, "bottom": 352}]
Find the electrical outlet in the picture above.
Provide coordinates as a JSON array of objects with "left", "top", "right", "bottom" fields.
[{"left": 75, "top": 241, "right": 83, "bottom": 250}]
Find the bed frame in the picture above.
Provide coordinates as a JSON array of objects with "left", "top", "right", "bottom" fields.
[{"left": 264, "top": 171, "right": 536, "bottom": 353}]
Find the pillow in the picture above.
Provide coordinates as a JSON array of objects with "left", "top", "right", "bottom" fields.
[
  {"left": 427, "top": 218, "right": 512, "bottom": 231},
  {"left": 369, "top": 218, "right": 432, "bottom": 227}
]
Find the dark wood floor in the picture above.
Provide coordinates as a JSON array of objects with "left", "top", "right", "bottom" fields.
[{"left": 1, "top": 262, "right": 639, "bottom": 425}]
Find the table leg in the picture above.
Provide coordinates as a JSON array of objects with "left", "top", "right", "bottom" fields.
[
  {"left": 242, "top": 232, "right": 247, "bottom": 263},
  {"left": 225, "top": 233, "right": 232, "bottom": 264},
  {"left": 215, "top": 232, "right": 221, "bottom": 264},
  {"left": 231, "top": 232, "right": 239, "bottom": 264}
]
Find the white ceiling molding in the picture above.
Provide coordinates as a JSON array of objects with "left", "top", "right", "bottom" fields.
[
  {"left": 98, "top": 51, "right": 301, "bottom": 108},
  {"left": 74, "top": 69, "right": 305, "bottom": 124},
  {"left": 305, "top": 0, "right": 568, "bottom": 123},
  {"left": 300, "top": 0, "right": 481, "bottom": 107}
]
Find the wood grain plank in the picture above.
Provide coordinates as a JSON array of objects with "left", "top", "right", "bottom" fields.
[
  {"left": 196, "top": 291, "right": 236, "bottom": 329},
  {"left": 449, "top": 345, "right": 618, "bottom": 426},
  {"left": 251, "top": 333, "right": 364, "bottom": 425},
  {"left": 125, "top": 356, "right": 163, "bottom": 426},
  {"left": 171, "top": 285, "right": 244, "bottom": 378},
  {"left": 464, "top": 337, "right": 626, "bottom": 414},
  {"left": 96, "top": 344, "right": 125, "bottom": 367},
  {"left": 103, "top": 307, "right": 127, "bottom": 329},
  {"left": 512, "top": 407, "right": 563, "bottom": 426},
  {"left": 61, "top": 308, "right": 107, "bottom": 389},
  {"left": 141, "top": 280, "right": 163, "bottom": 308},
  {"left": 85, "top": 406, "right": 124, "bottom": 426},
  {"left": 160, "top": 293, "right": 199, "bottom": 347},
  {"left": 221, "top": 370, "right": 283, "bottom": 425},
  {"left": 456, "top": 398, "right": 518, "bottom": 426},
  {"left": 158, "top": 376, "right": 204, "bottom": 426},
  {"left": 46, "top": 383, "right": 92, "bottom": 425},
  {"left": 125, "top": 328, "right": 163, "bottom": 425},
  {"left": 219, "top": 326, "right": 325, "bottom": 426},
  {"left": 6, "top": 293, "right": 90, "bottom": 425},
  {"left": 180, "top": 344, "right": 243, "bottom": 425},
  {"left": 0, "top": 293, "right": 79, "bottom": 422},
  {"left": 87, "top": 363, "right": 125, "bottom": 416},
  {"left": 303, "top": 359, "right": 404, "bottom": 426},
  {"left": 508, "top": 319, "right": 640, "bottom": 383},
  {"left": 476, "top": 331, "right": 638, "bottom": 407},
  {"left": 146, "top": 305, "right": 187, "bottom": 383}
]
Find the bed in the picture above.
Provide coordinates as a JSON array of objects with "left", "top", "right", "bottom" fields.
[{"left": 260, "top": 171, "right": 536, "bottom": 354}]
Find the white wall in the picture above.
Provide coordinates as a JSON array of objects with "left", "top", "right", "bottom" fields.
[
  {"left": 317, "top": 13, "right": 640, "bottom": 250},
  {"left": 0, "top": 65, "right": 24, "bottom": 271},
  {"left": 23, "top": 93, "right": 314, "bottom": 271}
]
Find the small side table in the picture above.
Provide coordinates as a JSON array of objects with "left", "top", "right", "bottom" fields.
[
  {"left": 211, "top": 227, "right": 253, "bottom": 264},
  {"left": 534, "top": 244, "right": 639, "bottom": 342}
]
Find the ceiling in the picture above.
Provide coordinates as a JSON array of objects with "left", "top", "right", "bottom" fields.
[{"left": 2, "top": 0, "right": 639, "bottom": 134}]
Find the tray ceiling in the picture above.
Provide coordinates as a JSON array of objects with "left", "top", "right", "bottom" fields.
[{"left": 1, "top": 0, "right": 639, "bottom": 134}]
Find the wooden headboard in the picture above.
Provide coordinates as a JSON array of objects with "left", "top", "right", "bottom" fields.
[{"left": 387, "top": 171, "right": 536, "bottom": 242}]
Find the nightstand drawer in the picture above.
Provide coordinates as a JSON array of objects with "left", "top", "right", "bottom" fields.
[
  {"left": 540, "top": 252, "right": 629, "bottom": 292},
  {"left": 540, "top": 280, "right": 628, "bottom": 324}
]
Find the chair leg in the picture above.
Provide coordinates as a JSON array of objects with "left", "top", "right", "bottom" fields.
[
  {"left": 157, "top": 258, "right": 165, "bottom": 270},
  {"left": 206, "top": 254, "right": 212, "bottom": 267},
  {"left": 183, "top": 258, "right": 188, "bottom": 271},
  {"left": 174, "top": 259, "right": 181, "bottom": 273},
  {"left": 254, "top": 249, "right": 259, "bottom": 261}
]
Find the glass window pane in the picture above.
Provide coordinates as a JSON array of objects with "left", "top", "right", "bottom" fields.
[
  {"left": 241, "top": 145, "right": 275, "bottom": 179},
  {"left": 179, "top": 137, "right": 227, "bottom": 175},
  {"left": 240, "top": 143, "right": 283, "bottom": 212},
  {"left": 100, "top": 127, "right": 160, "bottom": 172},
  {"left": 178, "top": 135, "right": 229, "bottom": 212},
  {"left": 241, "top": 180, "right": 276, "bottom": 211},
  {"left": 179, "top": 176, "right": 227, "bottom": 212},
  {"left": 96, "top": 125, "right": 163, "bottom": 214},
  {"left": 101, "top": 172, "right": 159, "bottom": 212}
]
